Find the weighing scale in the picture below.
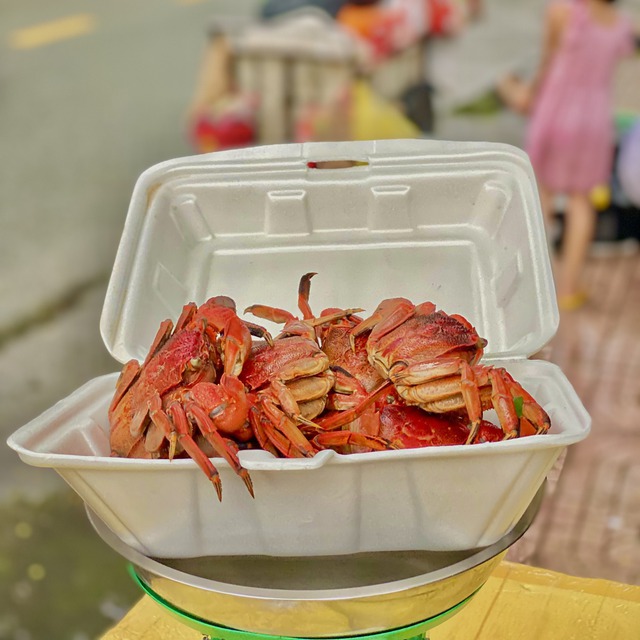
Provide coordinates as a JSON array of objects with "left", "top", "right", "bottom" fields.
[{"left": 88, "top": 484, "right": 544, "bottom": 640}]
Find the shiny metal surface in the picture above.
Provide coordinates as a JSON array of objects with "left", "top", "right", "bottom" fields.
[{"left": 87, "top": 484, "right": 544, "bottom": 637}]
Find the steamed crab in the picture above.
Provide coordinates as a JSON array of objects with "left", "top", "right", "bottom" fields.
[
  {"left": 109, "top": 297, "right": 269, "bottom": 499},
  {"left": 242, "top": 274, "right": 362, "bottom": 458},
  {"left": 349, "top": 298, "right": 551, "bottom": 443},
  {"left": 313, "top": 394, "right": 505, "bottom": 452}
]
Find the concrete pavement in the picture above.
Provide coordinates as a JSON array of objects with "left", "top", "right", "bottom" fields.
[{"left": 0, "top": 0, "right": 256, "bottom": 497}]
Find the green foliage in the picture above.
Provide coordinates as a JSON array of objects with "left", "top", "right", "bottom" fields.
[
  {"left": 0, "top": 490, "right": 140, "bottom": 639},
  {"left": 453, "top": 91, "right": 503, "bottom": 116}
]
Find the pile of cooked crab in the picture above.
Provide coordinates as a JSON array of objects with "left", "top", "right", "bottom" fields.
[{"left": 109, "top": 273, "right": 550, "bottom": 500}]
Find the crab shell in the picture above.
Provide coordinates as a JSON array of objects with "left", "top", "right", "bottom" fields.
[
  {"left": 378, "top": 404, "right": 503, "bottom": 448},
  {"left": 240, "top": 336, "right": 334, "bottom": 420}
]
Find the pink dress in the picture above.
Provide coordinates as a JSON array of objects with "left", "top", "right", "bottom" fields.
[{"left": 525, "top": 0, "right": 635, "bottom": 193}]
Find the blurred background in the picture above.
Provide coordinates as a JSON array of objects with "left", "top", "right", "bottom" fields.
[{"left": 1, "top": 0, "right": 639, "bottom": 637}]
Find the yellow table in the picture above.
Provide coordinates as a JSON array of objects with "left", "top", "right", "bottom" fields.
[{"left": 101, "top": 561, "right": 640, "bottom": 639}]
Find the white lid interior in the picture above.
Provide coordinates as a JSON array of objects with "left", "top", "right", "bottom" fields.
[{"left": 101, "top": 139, "right": 558, "bottom": 364}]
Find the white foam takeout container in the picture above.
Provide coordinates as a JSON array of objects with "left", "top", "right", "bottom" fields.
[{"left": 8, "top": 140, "right": 590, "bottom": 558}]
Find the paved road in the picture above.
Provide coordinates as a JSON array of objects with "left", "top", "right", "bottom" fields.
[
  {"left": 1, "top": 3, "right": 261, "bottom": 636},
  {"left": 0, "top": 0, "right": 257, "bottom": 498}
]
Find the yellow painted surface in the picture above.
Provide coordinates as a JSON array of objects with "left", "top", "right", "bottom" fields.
[
  {"left": 101, "top": 561, "right": 640, "bottom": 640},
  {"left": 9, "top": 14, "right": 96, "bottom": 50}
]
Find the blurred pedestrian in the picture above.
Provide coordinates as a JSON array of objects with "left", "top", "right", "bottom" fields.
[{"left": 498, "top": 0, "right": 636, "bottom": 311}]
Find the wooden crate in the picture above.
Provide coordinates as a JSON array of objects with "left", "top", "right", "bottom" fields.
[{"left": 193, "top": 10, "right": 427, "bottom": 145}]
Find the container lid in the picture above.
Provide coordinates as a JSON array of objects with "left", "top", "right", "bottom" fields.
[{"left": 100, "top": 139, "right": 558, "bottom": 364}]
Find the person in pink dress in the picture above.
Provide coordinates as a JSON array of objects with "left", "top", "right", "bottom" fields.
[{"left": 499, "top": 0, "right": 635, "bottom": 310}]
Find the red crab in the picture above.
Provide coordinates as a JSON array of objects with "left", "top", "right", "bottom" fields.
[
  {"left": 349, "top": 298, "right": 551, "bottom": 443},
  {"left": 250, "top": 274, "right": 389, "bottom": 453},
  {"left": 313, "top": 401, "right": 504, "bottom": 452},
  {"left": 109, "top": 297, "right": 268, "bottom": 500},
  {"left": 242, "top": 273, "right": 363, "bottom": 458},
  {"left": 311, "top": 309, "right": 388, "bottom": 452},
  {"left": 239, "top": 335, "right": 335, "bottom": 458}
]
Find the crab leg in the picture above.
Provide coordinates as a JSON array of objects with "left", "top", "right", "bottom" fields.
[
  {"left": 244, "top": 304, "right": 296, "bottom": 324},
  {"left": 144, "top": 395, "right": 224, "bottom": 500},
  {"left": 249, "top": 408, "right": 306, "bottom": 458},
  {"left": 185, "top": 403, "right": 254, "bottom": 498},
  {"left": 216, "top": 316, "right": 252, "bottom": 377},
  {"left": 475, "top": 369, "right": 550, "bottom": 438},
  {"left": 487, "top": 368, "right": 520, "bottom": 441},
  {"left": 195, "top": 314, "right": 251, "bottom": 378},
  {"left": 244, "top": 272, "right": 318, "bottom": 324},
  {"left": 263, "top": 378, "right": 323, "bottom": 430},
  {"left": 310, "top": 309, "right": 364, "bottom": 328},
  {"left": 459, "top": 361, "right": 485, "bottom": 444},
  {"left": 189, "top": 300, "right": 254, "bottom": 377},
  {"left": 147, "top": 394, "right": 180, "bottom": 458},
  {"left": 350, "top": 298, "right": 422, "bottom": 350},
  {"left": 244, "top": 321, "right": 274, "bottom": 346},
  {"left": 315, "top": 381, "right": 393, "bottom": 431},
  {"left": 143, "top": 418, "right": 168, "bottom": 454},
  {"left": 463, "top": 366, "right": 550, "bottom": 443},
  {"left": 459, "top": 367, "right": 515, "bottom": 444},
  {"left": 247, "top": 408, "right": 281, "bottom": 457},
  {"left": 109, "top": 360, "right": 141, "bottom": 416},
  {"left": 109, "top": 319, "right": 176, "bottom": 416},
  {"left": 313, "top": 431, "right": 396, "bottom": 451},
  {"left": 245, "top": 303, "right": 363, "bottom": 339},
  {"left": 259, "top": 395, "right": 317, "bottom": 457},
  {"left": 142, "top": 320, "right": 176, "bottom": 366},
  {"left": 174, "top": 304, "right": 197, "bottom": 333},
  {"left": 502, "top": 371, "right": 551, "bottom": 435},
  {"left": 298, "top": 272, "right": 316, "bottom": 320}
]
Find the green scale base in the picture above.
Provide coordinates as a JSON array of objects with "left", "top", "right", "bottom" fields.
[{"left": 128, "top": 565, "right": 475, "bottom": 640}]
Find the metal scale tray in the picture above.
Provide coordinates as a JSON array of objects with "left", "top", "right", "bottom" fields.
[{"left": 87, "top": 484, "right": 544, "bottom": 638}]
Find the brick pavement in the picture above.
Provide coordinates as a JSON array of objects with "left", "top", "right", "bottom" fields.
[
  {"left": 439, "top": 0, "right": 640, "bottom": 585},
  {"left": 507, "top": 252, "right": 640, "bottom": 585}
]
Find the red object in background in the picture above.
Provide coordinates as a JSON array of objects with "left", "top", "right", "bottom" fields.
[
  {"left": 191, "top": 111, "right": 255, "bottom": 154},
  {"left": 426, "top": 0, "right": 458, "bottom": 36},
  {"left": 336, "top": 3, "right": 403, "bottom": 59},
  {"left": 336, "top": 0, "right": 461, "bottom": 62}
]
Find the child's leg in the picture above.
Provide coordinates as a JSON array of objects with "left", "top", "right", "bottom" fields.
[
  {"left": 537, "top": 183, "right": 563, "bottom": 294},
  {"left": 557, "top": 192, "right": 597, "bottom": 300},
  {"left": 537, "top": 183, "right": 555, "bottom": 228}
]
